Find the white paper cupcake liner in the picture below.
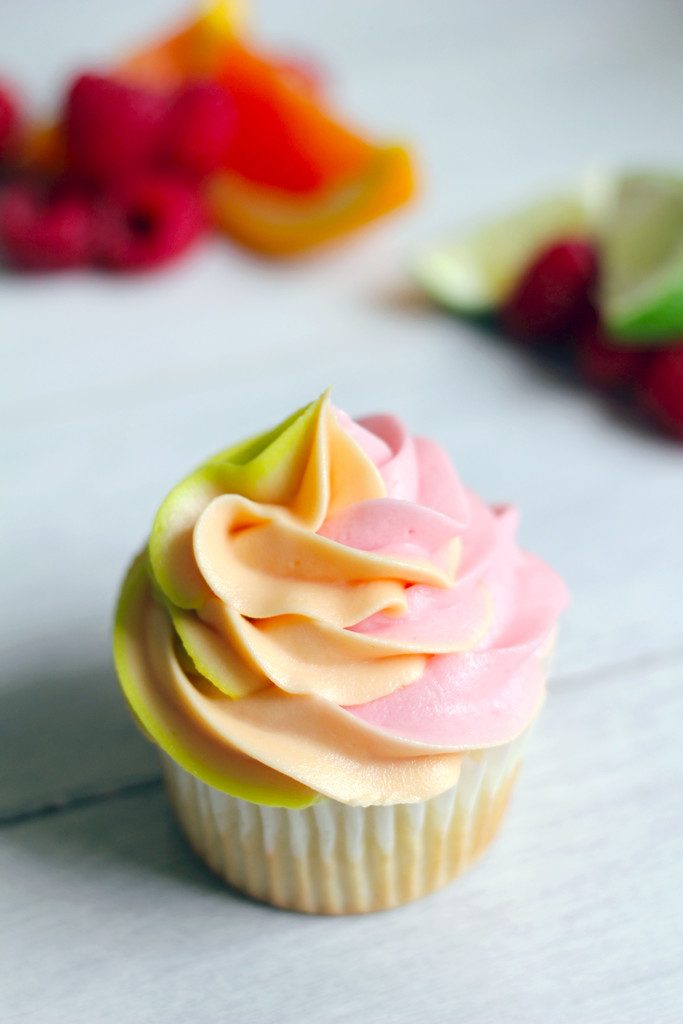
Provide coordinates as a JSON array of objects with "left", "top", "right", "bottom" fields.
[{"left": 161, "top": 726, "right": 531, "bottom": 914}]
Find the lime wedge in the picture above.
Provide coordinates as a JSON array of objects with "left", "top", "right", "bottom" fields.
[
  {"left": 415, "top": 180, "right": 605, "bottom": 315},
  {"left": 599, "top": 173, "right": 683, "bottom": 343}
]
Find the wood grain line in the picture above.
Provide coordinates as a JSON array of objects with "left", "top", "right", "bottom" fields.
[{"left": 0, "top": 776, "right": 162, "bottom": 829}]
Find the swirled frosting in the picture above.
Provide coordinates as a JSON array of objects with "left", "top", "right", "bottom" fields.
[{"left": 114, "top": 392, "right": 567, "bottom": 807}]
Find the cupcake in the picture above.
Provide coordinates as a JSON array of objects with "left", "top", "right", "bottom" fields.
[{"left": 113, "top": 390, "right": 567, "bottom": 913}]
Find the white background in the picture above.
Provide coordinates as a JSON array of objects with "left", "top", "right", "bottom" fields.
[{"left": 2, "top": 1, "right": 682, "bottom": 1021}]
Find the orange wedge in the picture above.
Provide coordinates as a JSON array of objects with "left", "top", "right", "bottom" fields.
[{"left": 207, "top": 144, "right": 416, "bottom": 256}]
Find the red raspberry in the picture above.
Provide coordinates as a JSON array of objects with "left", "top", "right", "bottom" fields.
[
  {"left": 576, "top": 317, "right": 650, "bottom": 392},
  {"left": 65, "top": 73, "right": 168, "bottom": 184},
  {"left": 0, "top": 80, "right": 21, "bottom": 162},
  {"left": 0, "top": 183, "right": 93, "bottom": 270},
  {"left": 501, "top": 240, "right": 597, "bottom": 342},
  {"left": 639, "top": 347, "right": 683, "bottom": 439},
  {"left": 161, "top": 82, "right": 236, "bottom": 179},
  {"left": 96, "top": 172, "right": 204, "bottom": 270}
]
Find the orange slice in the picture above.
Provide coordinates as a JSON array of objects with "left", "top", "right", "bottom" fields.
[{"left": 207, "top": 144, "right": 416, "bottom": 256}]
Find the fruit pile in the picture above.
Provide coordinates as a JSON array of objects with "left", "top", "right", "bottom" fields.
[
  {"left": 0, "top": 1, "right": 415, "bottom": 272},
  {"left": 416, "top": 174, "right": 683, "bottom": 439}
]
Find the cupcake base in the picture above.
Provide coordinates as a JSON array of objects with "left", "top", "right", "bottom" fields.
[{"left": 161, "top": 728, "right": 530, "bottom": 914}]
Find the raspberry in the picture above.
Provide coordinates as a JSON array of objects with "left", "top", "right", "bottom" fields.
[
  {"left": 161, "top": 82, "right": 236, "bottom": 179},
  {"left": 639, "top": 347, "right": 683, "bottom": 438},
  {"left": 0, "top": 80, "right": 21, "bottom": 162},
  {"left": 501, "top": 240, "right": 597, "bottom": 342},
  {"left": 96, "top": 172, "right": 204, "bottom": 270},
  {"left": 65, "top": 73, "right": 168, "bottom": 185},
  {"left": 576, "top": 317, "right": 650, "bottom": 392},
  {"left": 0, "top": 183, "right": 93, "bottom": 270}
]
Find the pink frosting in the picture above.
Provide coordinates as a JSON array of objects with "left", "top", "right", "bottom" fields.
[{"left": 331, "top": 410, "right": 568, "bottom": 746}]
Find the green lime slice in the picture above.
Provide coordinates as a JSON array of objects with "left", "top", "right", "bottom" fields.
[
  {"left": 599, "top": 172, "right": 683, "bottom": 344},
  {"left": 415, "top": 178, "right": 605, "bottom": 315}
]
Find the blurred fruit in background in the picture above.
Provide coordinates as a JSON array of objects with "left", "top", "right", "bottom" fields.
[
  {"left": 95, "top": 172, "right": 205, "bottom": 270},
  {"left": 160, "top": 81, "right": 236, "bottom": 178},
  {"left": 575, "top": 315, "right": 651, "bottom": 393},
  {"left": 65, "top": 74, "right": 170, "bottom": 186},
  {"left": 416, "top": 173, "right": 683, "bottom": 440},
  {"left": 0, "top": 0, "right": 416, "bottom": 272},
  {"left": 0, "top": 183, "right": 93, "bottom": 270},
  {"left": 640, "top": 348, "right": 683, "bottom": 438},
  {"left": 500, "top": 241, "right": 597, "bottom": 342},
  {"left": 0, "top": 80, "right": 22, "bottom": 163}
]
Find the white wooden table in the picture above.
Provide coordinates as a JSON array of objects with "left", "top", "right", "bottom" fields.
[{"left": 2, "top": 1, "right": 683, "bottom": 1021}]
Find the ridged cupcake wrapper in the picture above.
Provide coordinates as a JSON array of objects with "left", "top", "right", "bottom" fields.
[{"left": 161, "top": 727, "right": 531, "bottom": 915}]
